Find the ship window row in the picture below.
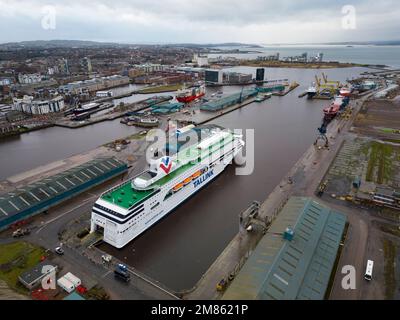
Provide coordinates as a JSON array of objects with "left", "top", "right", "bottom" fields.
[
  {"left": 94, "top": 203, "right": 144, "bottom": 220},
  {"left": 151, "top": 202, "right": 160, "bottom": 210},
  {"left": 119, "top": 223, "right": 135, "bottom": 234},
  {"left": 119, "top": 211, "right": 150, "bottom": 234},
  {"left": 92, "top": 207, "right": 145, "bottom": 224}
]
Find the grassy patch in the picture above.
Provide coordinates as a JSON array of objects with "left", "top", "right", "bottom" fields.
[
  {"left": 84, "top": 285, "right": 110, "bottom": 300},
  {"left": 0, "top": 241, "right": 45, "bottom": 293},
  {"left": 383, "top": 239, "right": 397, "bottom": 300},
  {"left": 365, "top": 141, "right": 394, "bottom": 184}
]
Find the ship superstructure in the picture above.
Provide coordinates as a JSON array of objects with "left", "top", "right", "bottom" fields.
[
  {"left": 176, "top": 84, "right": 206, "bottom": 103},
  {"left": 90, "top": 124, "right": 244, "bottom": 248}
]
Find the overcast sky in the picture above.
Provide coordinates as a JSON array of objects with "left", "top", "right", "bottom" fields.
[{"left": 0, "top": 0, "right": 399, "bottom": 44}]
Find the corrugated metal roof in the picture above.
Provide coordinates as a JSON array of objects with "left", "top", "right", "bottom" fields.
[
  {"left": 200, "top": 89, "right": 258, "bottom": 111},
  {"left": 0, "top": 157, "right": 126, "bottom": 219},
  {"left": 222, "top": 197, "right": 346, "bottom": 300}
]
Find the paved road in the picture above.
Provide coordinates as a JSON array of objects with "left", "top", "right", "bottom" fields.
[
  {"left": 326, "top": 202, "right": 369, "bottom": 299},
  {"left": 0, "top": 180, "right": 173, "bottom": 300}
]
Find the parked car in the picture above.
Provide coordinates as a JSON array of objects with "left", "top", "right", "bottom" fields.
[
  {"left": 55, "top": 247, "right": 64, "bottom": 255},
  {"left": 12, "top": 228, "right": 30, "bottom": 238}
]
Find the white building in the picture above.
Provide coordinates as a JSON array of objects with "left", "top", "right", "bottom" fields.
[
  {"left": 193, "top": 53, "right": 209, "bottom": 67},
  {"left": 59, "top": 75, "right": 130, "bottom": 95},
  {"left": 135, "top": 64, "right": 167, "bottom": 73},
  {"left": 18, "top": 73, "right": 43, "bottom": 84},
  {"left": 96, "top": 90, "right": 113, "bottom": 98},
  {"left": 0, "top": 78, "right": 12, "bottom": 86},
  {"left": 13, "top": 95, "right": 65, "bottom": 115}
]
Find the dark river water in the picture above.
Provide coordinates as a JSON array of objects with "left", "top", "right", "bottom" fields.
[
  {"left": 96, "top": 67, "right": 368, "bottom": 291},
  {"left": 0, "top": 67, "right": 368, "bottom": 291}
]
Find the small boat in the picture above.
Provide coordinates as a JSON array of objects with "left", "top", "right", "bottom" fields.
[
  {"left": 306, "top": 83, "right": 317, "bottom": 99},
  {"left": 255, "top": 96, "right": 265, "bottom": 103},
  {"left": 126, "top": 116, "right": 159, "bottom": 128},
  {"left": 264, "top": 93, "right": 272, "bottom": 99}
]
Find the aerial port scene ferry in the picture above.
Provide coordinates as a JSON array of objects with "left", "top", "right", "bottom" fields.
[
  {"left": 176, "top": 84, "right": 206, "bottom": 103},
  {"left": 90, "top": 124, "right": 244, "bottom": 248}
]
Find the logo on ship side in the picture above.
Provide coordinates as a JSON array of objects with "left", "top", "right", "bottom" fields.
[
  {"left": 193, "top": 170, "right": 214, "bottom": 188},
  {"left": 160, "top": 157, "right": 172, "bottom": 174}
]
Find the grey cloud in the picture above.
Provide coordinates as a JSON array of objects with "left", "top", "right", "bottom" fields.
[{"left": 0, "top": 0, "right": 399, "bottom": 43}]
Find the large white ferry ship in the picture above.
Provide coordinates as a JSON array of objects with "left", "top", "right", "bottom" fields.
[{"left": 90, "top": 124, "right": 244, "bottom": 248}]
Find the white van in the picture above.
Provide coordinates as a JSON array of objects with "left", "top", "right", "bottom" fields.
[
  {"left": 57, "top": 276, "right": 75, "bottom": 293},
  {"left": 364, "top": 260, "right": 374, "bottom": 281},
  {"left": 64, "top": 272, "right": 82, "bottom": 287}
]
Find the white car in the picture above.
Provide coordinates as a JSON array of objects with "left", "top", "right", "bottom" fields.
[{"left": 55, "top": 247, "right": 64, "bottom": 255}]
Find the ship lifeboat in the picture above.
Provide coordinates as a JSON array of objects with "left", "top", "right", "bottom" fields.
[
  {"left": 172, "top": 183, "right": 184, "bottom": 192},
  {"left": 191, "top": 171, "right": 202, "bottom": 179},
  {"left": 183, "top": 177, "right": 193, "bottom": 186}
]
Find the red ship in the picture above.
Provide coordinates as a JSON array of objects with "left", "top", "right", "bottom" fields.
[
  {"left": 176, "top": 85, "right": 205, "bottom": 103},
  {"left": 323, "top": 103, "right": 340, "bottom": 117},
  {"left": 339, "top": 87, "right": 352, "bottom": 97}
]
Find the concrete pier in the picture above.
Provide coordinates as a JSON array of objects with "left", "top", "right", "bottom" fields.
[{"left": 185, "top": 93, "right": 373, "bottom": 300}]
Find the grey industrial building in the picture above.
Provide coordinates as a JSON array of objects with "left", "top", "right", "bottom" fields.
[
  {"left": 0, "top": 158, "right": 128, "bottom": 230},
  {"left": 222, "top": 197, "right": 347, "bottom": 300}
]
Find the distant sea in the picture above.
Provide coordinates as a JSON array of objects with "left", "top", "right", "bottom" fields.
[{"left": 209, "top": 45, "right": 400, "bottom": 68}]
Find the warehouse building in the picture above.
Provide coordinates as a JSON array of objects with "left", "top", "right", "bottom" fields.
[
  {"left": 59, "top": 75, "right": 130, "bottom": 95},
  {"left": 200, "top": 89, "right": 258, "bottom": 112},
  {"left": 222, "top": 197, "right": 347, "bottom": 300},
  {"left": 0, "top": 158, "right": 128, "bottom": 230}
]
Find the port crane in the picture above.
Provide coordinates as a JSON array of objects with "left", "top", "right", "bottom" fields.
[
  {"left": 315, "top": 118, "right": 330, "bottom": 148},
  {"left": 314, "top": 74, "right": 341, "bottom": 96}
]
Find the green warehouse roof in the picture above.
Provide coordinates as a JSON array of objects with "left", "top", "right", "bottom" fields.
[
  {"left": 222, "top": 197, "right": 347, "bottom": 300},
  {"left": 0, "top": 157, "right": 127, "bottom": 229}
]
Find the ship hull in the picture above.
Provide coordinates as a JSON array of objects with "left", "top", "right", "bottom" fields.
[
  {"left": 73, "top": 106, "right": 99, "bottom": 115},
  {"left": 91, "top": 140, "right": 243, "bottom": 248},
  {"left": 176, "top": 92, "right": 205, "bottom": 103},
  {"left": 307, "top": 92, "right": 317, "bottom": 99}
]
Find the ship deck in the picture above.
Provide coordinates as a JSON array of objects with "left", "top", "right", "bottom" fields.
[
  {"left": 100, "top": 127, "right": 234, "bottom": 210},
  {"left": 101, "top": 182, "right": 154, "bottom": 209}
]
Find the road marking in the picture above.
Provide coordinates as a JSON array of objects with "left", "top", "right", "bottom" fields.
[
  {"left": 35, "top": 196, "right": 97, "bottom": 234},
  {"left": 102, "top": 270, "right": 111, "bottom": 278}
]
